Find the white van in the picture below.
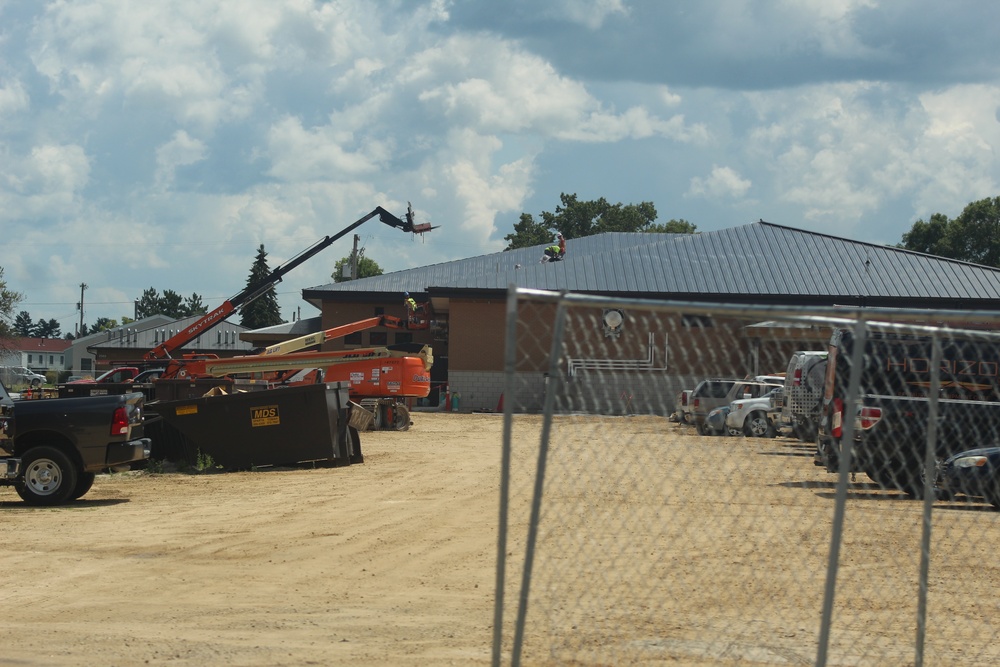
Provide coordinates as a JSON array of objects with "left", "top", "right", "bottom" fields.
[{"left": 781, "top": 351, "right": 827, "bottom": 441}]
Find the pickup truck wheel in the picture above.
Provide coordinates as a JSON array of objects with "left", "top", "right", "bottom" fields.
[
  {"left": 866, "top": 466, "right": 892, "bottom": 489},
  {"left": 744, "top": 412, "right": 771, "bottom": 438},
  {"left": 869, "top": 458, "right": 928, "bottom": 498},
  {"left": 15, "top": 446, "right": 79, "bottom": 506},
  {"left": 71, "top": 472, "right": 97, "bottom": 500},
  {"left": 889, "top": 456, "right": 939, "bottom": 499}
]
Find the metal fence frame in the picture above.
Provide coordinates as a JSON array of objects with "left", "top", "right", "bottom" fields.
[{"left": 493, "top": 286, "right": 1000, "bottom": 667}]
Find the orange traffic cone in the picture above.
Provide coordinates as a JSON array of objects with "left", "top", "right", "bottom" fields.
[{"left": 496, "top": 393, "right": 504, "bottom": 412}]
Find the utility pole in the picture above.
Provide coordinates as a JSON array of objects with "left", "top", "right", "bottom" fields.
[
  {"left": 77, "top": 283, "right": 88, "bottom": 335},
  {"left": 351, "top": 234, "right": 360, "bottom": 280}
]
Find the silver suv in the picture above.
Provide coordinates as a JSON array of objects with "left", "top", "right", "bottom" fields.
[
  {"left": 692, "top": 379, "right": 782, "bottom": 435},
  {"left": 0, "top": 366, "right": 46, "bottom": 388}
]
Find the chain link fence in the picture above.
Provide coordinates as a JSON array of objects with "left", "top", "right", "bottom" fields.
[{"left": 492, "top": 287, "right": 1000, "bottom": 667}]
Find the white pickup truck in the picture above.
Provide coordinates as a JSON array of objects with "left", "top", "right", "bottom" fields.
[{"left": 725, "top": 387, "right": 782, "bottom": 437}]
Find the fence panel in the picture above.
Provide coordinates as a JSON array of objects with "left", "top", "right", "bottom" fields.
[{"left": 494, "top": 288, "right": 1000, "bottom": 667}]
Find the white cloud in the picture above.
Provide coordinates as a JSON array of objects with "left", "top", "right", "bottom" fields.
[
  {"left": 908, "top": 84, "right": 1000, "bottom": 216},
  {"left": 27, "top": 0, "right": 333, "bottom": 129},
  {"left": 408, "top": 34, "right": 700, "bottom": 145},
  {"left": 688, "top": 165, "right": 751, "bottom": 200},
  {"left": 441, "top": 129, "right": 536, "bottom": 240},
  {"left": 541, "top": 0, "right": 628, "bottom": 30},
  {"left": 658, "top": 86, "right": 682, "bottom": 108},
  {"left": 737, "top": 82, "right": 1000, "bottom": 232},
  {"left": 0, "top": 144, "right": 89, "bottom": 221},
  {"left": 0, "top": 78, "right": 28, "bottom": 116},
  {"left": 408, "top": 36, "right": 594, "bottom": 134},
  {"left": 155, "top": 130, "right": 207, "bottom": 188},
  {"left": 265, "top": 116, "right": 394, "bottom": 182}
]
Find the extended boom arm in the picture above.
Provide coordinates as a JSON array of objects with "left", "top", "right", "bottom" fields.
[{"left": 145, "top": 205, "right": 431, "bottom": 361}]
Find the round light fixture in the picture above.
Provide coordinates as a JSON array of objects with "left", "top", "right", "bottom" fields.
[{"left": 603, "top": 309, "right": 624, "bottom": 329}]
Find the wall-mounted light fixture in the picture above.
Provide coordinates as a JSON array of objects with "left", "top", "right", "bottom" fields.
[{"left": 603, "top": 308, "right": 625, "bottom": 338}]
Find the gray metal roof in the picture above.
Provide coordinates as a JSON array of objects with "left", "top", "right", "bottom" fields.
[
  {"left": 241, "top": 316, "right": 322, "bottom": 338},
  {"left": 303, "top": 221, "right": 1000, "bottom": 306},
  {"left": 87, "top": 315, "right": 254, "bottom": 354}
]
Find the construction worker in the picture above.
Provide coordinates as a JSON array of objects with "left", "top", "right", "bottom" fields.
[
  {"left": 404, "top": 291, "right": 418, "bottom": 312},
  {"left": 541, "top": 233, "right": 566, "bottom": 263}
]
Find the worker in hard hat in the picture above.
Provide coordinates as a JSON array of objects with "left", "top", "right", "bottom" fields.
[
  {"left": 404, "top": 291, "right": 428, "bottom": 328},
  {"left": 541, "top": 233, "right": 566, "bottom": 263},
  {"left": 404, "top": 291, "right": 418, "bottom": 312}
]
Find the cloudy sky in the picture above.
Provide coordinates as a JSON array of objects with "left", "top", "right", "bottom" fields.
[{"left": 3, "top": 0, "right": 1000, "bottom": 332}]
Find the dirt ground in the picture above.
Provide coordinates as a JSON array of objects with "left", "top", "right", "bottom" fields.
[{"left": 2, "top": 412, "right": 1000, "bottom": 666}]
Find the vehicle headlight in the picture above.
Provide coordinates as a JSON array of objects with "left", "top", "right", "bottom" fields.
[{"left": 953, "top": 456, "right": 988, "bottom": 469}]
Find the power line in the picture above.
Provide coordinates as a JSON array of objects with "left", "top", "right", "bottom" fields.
[{"left": 20, "top": 288, "right": 305, "bottom": 308}]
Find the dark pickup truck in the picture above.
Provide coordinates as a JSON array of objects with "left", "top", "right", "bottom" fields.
[
  {"left": 816, "top": 327, "right": 1000, "bottom": 497},
  {"left": 0, "top": 380, "right": 151, "bottom": 505}
]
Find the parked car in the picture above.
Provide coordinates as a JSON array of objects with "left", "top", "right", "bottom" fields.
[
  {"left": 674, "top": 389, "right": 694, "bottom": 424},
  {"left": 938, "top": 447, "right": 1000, "bottom": 509},
  {"left": 767, "top": 386, "right": 790, "bottom": 435},
  {"left": 0, "top": 366, "right": 46, "bottom": 388},
  {"left": 781, "top": 351, "right": 827, "bottom": 441},
  {"left": 726, "top": 387, "right": 782, "bottom": 437},
  {"left": 695, "top": 379, "right": 782, "bottom": 435},
  {"left": 690, "top": 379, "right": 742, "bottom": 434},
  {"left": 706, "top": 405, "right": 741, "bottom": 436}
]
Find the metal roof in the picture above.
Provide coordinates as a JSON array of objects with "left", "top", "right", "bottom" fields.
[
  {"left": 303, "top": 221, "right": 1000, "bottom": 306},
  {"left": 87, "top": 315, "right": 254, "bottom": 354}
]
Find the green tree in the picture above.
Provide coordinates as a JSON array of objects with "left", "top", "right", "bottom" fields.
[
  {"left": 135, "top": 287, "right": 207, "bottom": 319},
  {"left": 181, "top": 293, "right": 207, "bottom": 317},
  {"left": 0, "top": 267, "right": 24, "bottom": 340},
  {"left": 898, "top": 212, "right": 953, "bottom": 257},
  {"left": 135, "top": 287, "right": 163, "bottom": 319},
  {"left": 34, "top": 318, "right": 61, "bottom": 338},
  {"left": 943, "top": 197, "right": 1000, "bottom": 266},
  {"left": 160, "top": 290, "right": 185, "bottom": 318},
  {"left": 504, "top": 193, "right": 664, "bottom": 249},
  {"left": 646, "top": 218, "right": 698, "bottom": 234},
  {"left": 13, "top": 311, "right": 33, "bottom": 336},
  {"left": 503, "top": 213, "right": 553, "bottom": 249},
  {"left": 899, "top": 198, "right": 1000, "bottom": 266},
  {"left": 92, "top": 317, "right": 118, "bottom": 332},
  {"left": 332, "top": 254, "right": 384, "bottom": 283},
  {"left": 240, "top": 244, "right": 284, "bottom": 330}
]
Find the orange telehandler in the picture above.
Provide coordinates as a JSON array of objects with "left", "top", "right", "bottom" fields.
[{"left": 144, "top": 204, "right": 437, "bottom": 430}]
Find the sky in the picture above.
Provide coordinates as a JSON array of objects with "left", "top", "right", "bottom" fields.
[{"left": 2, "top": 0, "right": 1000, "bottom": 333}]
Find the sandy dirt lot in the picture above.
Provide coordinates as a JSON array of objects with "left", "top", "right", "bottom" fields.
[{"left": 2, "top": 412, "right": 999, "bottom": 666}]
